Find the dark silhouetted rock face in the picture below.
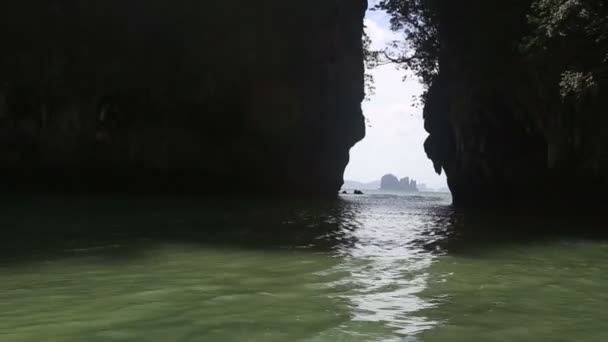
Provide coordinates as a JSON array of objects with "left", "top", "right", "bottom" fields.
[
  {"left": 423, "top": 0, "right": 608, "bottom": 207},
  {"left": 0, "top": 0, "right": 367, "bottom": 195}
]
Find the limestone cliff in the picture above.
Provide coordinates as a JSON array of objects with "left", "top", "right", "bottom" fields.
[
  {"left": 422, "top": 0, "right": 608, "bottom": 207},
  {"left": 0, "top": 0, "right": 367, "bottom": 195}
]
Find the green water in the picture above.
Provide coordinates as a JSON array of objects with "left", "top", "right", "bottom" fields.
[{"left": 1, "top": 193, "right": 608, "bottom": 341}]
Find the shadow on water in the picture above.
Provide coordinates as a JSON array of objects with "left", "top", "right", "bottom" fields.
[
  {"left": 0, "top": 196, "right": 363, "bottom": 265},
  {"left": 417, "top": 206, "right": 608, "bottom": 257},
  {"left": 1, "top": 193, "right": 608, "bottom": 264}
]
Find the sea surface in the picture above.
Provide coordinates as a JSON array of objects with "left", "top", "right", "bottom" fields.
[{"left": 1, "top": 192, "right": 608, "bottom": 341}]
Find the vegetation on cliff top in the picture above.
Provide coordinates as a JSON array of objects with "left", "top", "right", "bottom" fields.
[
  {"left": 524, "top": 0, "right": 608, "bottom": 101},
  {"left": 370, "top": 0, "right": 607, "bottom": 99}
]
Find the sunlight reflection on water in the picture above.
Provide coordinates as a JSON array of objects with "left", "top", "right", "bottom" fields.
[{"left": 2, "top": 193, "right": 608, "bottom": 341}]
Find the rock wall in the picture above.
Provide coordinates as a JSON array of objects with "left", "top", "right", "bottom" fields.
[
  {"left": 0, "top": 0, "right": 367, "bottom": 195},
  {"left": 423, "top": 0, "right": 608, "bottom": 207}
]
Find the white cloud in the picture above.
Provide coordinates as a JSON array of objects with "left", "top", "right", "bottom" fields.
[
  {"left": 345, "top": 13, "right": 447, "bottom": 189},
  {"left": 364, "top": 18, "right": 397, "bottom": 49}
]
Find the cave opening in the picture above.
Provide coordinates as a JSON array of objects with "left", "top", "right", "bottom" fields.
[{"left": 343, "top": 8, "right": 448, "bottom": 193}]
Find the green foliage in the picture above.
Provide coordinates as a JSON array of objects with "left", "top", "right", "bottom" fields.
[
  {"left": 363, "top": 29, "right": 377, "bottom": 99},
  {"left": 559, "top": 70, "right": 599, "bottom": 99},
  {"left": 370, "top": 0, "right": 608, "bottom": 103},
  {"left": 371, "top": 0, "right": 440, "bottom": 87},
  {"left": 523, "top": 0, "right": 608, "bottom": 100}
]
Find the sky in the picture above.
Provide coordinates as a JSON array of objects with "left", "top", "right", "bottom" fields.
[{"left": 343, "top": 10, "right": 447, "bottom": 190}]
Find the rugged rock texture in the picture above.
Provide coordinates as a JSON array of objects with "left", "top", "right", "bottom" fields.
[
  {"left": 0, "top": 0, "right": 367, "bottom": 195},
  {"left": 423, "top": 0, "right": 608, "bottom": 207}
]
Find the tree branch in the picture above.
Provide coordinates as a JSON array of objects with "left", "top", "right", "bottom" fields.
[{"left": 382, "top": 50, "right": 418, "bottom": 64}]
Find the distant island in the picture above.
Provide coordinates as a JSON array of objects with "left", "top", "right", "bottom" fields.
[
  {"left": 380, "top": 174, "right": 419, "bottom": 192},
  {"left": 343, "top": 175, "right": 448, "bottom": 193}
]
